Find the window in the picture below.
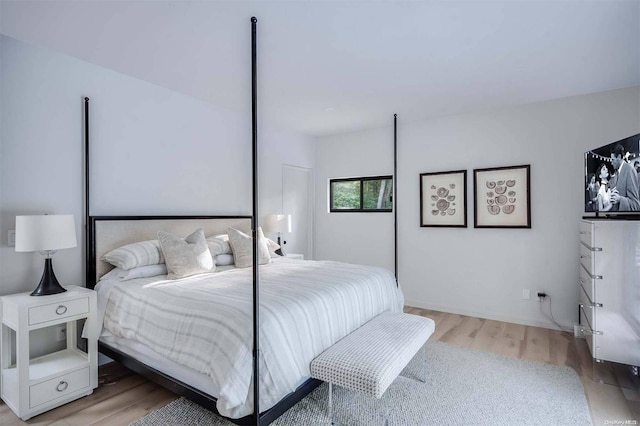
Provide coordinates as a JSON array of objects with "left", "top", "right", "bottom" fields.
[{"left": 330, "top": 176, "right": 393, "bottom": 212}]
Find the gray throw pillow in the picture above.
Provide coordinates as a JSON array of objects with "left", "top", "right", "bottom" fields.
[
  {"left": 227, "top": 227, "right": 270, "bottom": 268},
  {"left": 157, "top": 228, "right": 215, "bottom": 279}
]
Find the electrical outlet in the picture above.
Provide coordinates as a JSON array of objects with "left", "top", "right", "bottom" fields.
[
  {"left": 522, "top": 289, "right": 530, "bottom": 300},
  {"left": 537, "top": 291, "right": 547, "bottom": 302},
  {"left": 55, "top": 325, "right": 66, "bottom": 342},
  {"left": 7, "top": 230, "right": 15, "bottom": 246}
]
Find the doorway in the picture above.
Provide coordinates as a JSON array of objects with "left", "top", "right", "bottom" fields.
[{"left": 282, "top": 164, "right": 313, "bottom": 259}]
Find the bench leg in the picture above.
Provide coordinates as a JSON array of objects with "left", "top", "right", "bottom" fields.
[
  {"left": 383, "top": 393, "right": 391, "bottom": 426},
  {"left": 422, "top": 344, "right": 427, "bottom": 383},
  {"left": 328, "top": 382, "right": 333, "bottom": 425}
]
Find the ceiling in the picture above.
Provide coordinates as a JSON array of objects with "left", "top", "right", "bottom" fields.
[{"left": 1, "top": 1, "right": 638, "bottom": 137}]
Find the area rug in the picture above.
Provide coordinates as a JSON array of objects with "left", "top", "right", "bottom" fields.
[{"left": 131, "top": 341, "right": 592, "bottom": 425}]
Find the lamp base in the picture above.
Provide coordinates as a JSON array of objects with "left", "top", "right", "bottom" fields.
[
  {"left": 275, "top": 236, "right": 285, "bottom": 257},
  {"left": 31, "top": 258, "right": 67, "bottom": 296}
]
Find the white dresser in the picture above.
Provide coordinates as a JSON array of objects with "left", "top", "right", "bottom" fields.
[
  {"left": 578, "top": 219, "right": 640, "bottom": 368},
  {"left": 0, "top": 286, "right": 98, "bottom": 420}
]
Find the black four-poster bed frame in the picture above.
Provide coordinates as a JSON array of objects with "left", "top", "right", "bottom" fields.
[{"left": 83, "top": 18, "right": 399, "bottom": 426}]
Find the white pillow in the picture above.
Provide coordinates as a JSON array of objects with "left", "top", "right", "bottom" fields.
[
  {"left": 266, "top": 238, "right": 281, "bottom": 255},
  {"left": 102, "top": 240, "right": 164, "bottom": 270},
  {"left": 158, "top": 228, "right": 215, "bottom": 279},
  {"left": 227, "top": 227, "right": 270, "bottom": 268},
  {"left": 206, "top": 234, "right": 232, "bottom": 256},
  {"left": 215, "top": 253, "right": 235, "bottom": 266},
  {"left": 100, "top": 264, "right": 168, "bottom": 281}
]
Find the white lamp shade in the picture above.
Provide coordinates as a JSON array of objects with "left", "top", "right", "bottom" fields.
[
  {"left": 264, "top": 214, "right": 292, "bottom": 233},
  {"left": 15, "top": 214, "right": 77, "bottom": 252}
]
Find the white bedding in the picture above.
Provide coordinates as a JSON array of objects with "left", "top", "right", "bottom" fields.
[{"left": 95, "top": 258, "right": 403, "bottom": 418}]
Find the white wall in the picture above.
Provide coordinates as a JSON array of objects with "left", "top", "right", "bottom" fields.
[
  {"left": 315, "top": 87, "right": 640, "bottom": 329},
  {"left": 315, "top": 127, "right": 395, "bottom": 269},
  {"left": 0, "top": 35, "right": 315, "bottom": 297}
]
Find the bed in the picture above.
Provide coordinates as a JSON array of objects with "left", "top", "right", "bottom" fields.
[
  {"left": 87, "top": 216, "right": 404, "bottom": 423},
  {"left": 82, "top": 18, "right": 402, "bottom": 425}
]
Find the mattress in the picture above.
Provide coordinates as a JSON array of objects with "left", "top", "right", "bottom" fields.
[{"left": 95, "top": 258, "right": 403, "bottom": 418}]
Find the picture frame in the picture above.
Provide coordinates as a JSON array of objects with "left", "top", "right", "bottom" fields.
[
  {"left": 420, "top": 170, "right": 467, "bottom": 227},
  {"left": 473, "top": 165, "right": 531, "bottom": 228}
]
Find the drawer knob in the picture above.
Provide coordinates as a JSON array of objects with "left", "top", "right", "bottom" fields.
[
  {"left": 56, "top": 381, "right": 69, "bottom": 392},
  {"left": 55, "top": 305, "right": 68, "bottom": 315}
]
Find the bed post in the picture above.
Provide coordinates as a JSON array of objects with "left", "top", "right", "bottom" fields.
[
  {"left": 393, "top": 114, "right": 398, "bottom": 285},
  {"left": 84, "top": 97, "right": 93, "bottom": 288},
  {"left": 250, "top": 16, "right": 261, "bottom": 426}
]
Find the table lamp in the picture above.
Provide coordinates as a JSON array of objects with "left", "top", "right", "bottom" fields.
[
  {"left": 15, "top": 214, "right": 77, "bottom": 296},
  {"left": 264, "top": 214, "right": 292, "bottom": 256}
]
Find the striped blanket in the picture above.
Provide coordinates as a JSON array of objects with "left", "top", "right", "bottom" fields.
[{"left": 97, "top": 258, "right": 403, "bottom": 418}]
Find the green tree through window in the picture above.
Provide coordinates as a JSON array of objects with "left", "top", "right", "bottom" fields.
[{"left": 330, "top": 176, "right": 393, "bottom": 212}]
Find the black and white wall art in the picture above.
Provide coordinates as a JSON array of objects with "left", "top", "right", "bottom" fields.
[
  {"left": 420, "top": 170, "right": 467, "bottom": 228},
  {"left": 474, "top": 165, "right": 531, "bottom": 228}
]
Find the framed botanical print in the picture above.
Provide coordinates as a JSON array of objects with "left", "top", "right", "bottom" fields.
[
  {"left": 473, "top": 165, "right": 531, "bottom": 228},
  {"left": 420, "top": 170, "right": 467, "bottom": 227}
]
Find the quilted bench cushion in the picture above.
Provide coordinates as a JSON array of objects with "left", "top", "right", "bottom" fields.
[{"left": 310, "top": 312, "right": 435, "bottom": 399}]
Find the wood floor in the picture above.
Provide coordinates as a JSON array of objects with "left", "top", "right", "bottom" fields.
[{"left": 2, "top": 308, "right": 638, "bottom": 425}]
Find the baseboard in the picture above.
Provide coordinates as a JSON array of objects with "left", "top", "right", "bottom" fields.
[{"left": 405, "top": 299, "right": 574, "bottom": 331}]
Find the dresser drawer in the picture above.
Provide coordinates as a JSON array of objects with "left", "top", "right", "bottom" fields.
[
  {"left": 579, "top": 220, "right": 594, "bottom": 247},
  {"left": 579, "top": 243, "right": 595, "bottom": 274},
  {"left": 29, "top": 367, "right": 90, "bottom": 408},
  {"left": 578, "top": 307, "right": 595, "bottom": 357},
  {"left": 579, "top": 285, "right": 595, "bottom": 330},
  {"left": 29, "top": 297, "right": 89, "bottom": 325},
  {"left": 579, "top": 264, "right": 596, "bottom": 302}
]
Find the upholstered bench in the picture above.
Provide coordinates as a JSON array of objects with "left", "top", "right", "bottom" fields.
[{"left": 310, "top": 311, "right": 435, "bottom": 424}]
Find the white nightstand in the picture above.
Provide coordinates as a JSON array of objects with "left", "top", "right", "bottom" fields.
[
  {"left": 0, "top": 286, "right": 98, "bottom": 420},
  {"left": 285, "top": 253, "right": 304, "bottom": 260}
]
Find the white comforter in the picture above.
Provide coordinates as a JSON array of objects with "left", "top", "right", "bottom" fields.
[{"left": 96, "top": 258, "right": 403, "bottom": 418}]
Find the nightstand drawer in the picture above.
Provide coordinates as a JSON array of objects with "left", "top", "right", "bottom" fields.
[
  {"left": 29, "top": 367, "right": 89, "bottom": 408},
  {"left": 29, "top": 297, "right": 89, "bottom": 325}
]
